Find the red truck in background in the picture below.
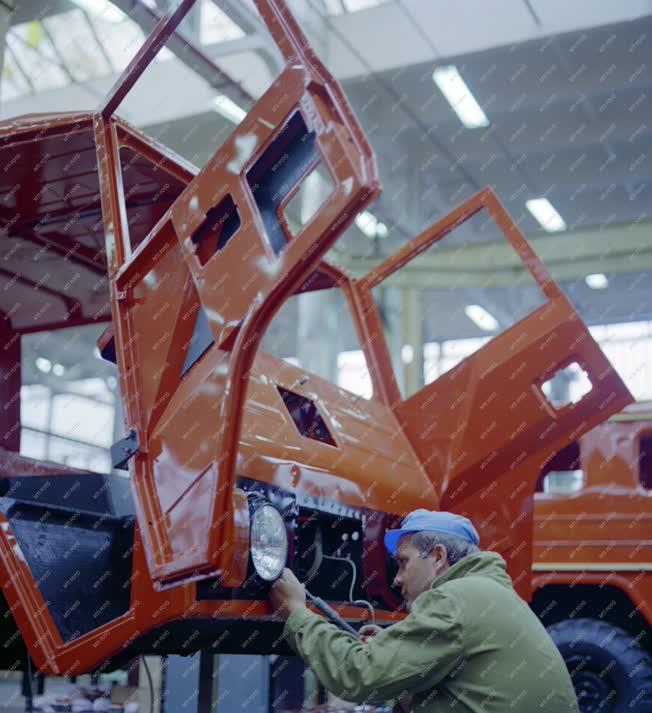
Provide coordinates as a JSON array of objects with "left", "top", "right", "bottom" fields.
[{"left": 531, "top": 402, "right": 652, "bottom": 710}]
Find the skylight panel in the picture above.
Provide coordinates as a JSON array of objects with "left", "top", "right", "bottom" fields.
[
  {"left": 200, "top": 0, "right": 245, "bottom": 45},
  {"left": 44, "top": 10, "right": 112, "bottom": 81},
  {"left": 6, "top": 25, "right": 69, "bottom": 92}
]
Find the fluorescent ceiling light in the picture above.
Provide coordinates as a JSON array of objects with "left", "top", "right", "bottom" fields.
[
  {"left": 35, "top": 357, "right": 52, "bottom": 373},
  {"left": 585, "top": 273, "right": 608, "bottom": 289},
  {"left": 526, "top": 198, "right": 567, "bottom": 233},
  {"left": 432, "top": 65, "right": 489, "bottom": 129},
  {"left": 355, "top": 211, "right": 387, "bottom": 239},
  {"left": 324, "top": 0, "right": 386, "bottom": 14},
  {"left": 464, "top": 304, "right": 499, "bottom": 332},
  {"left": 73, "top": 0, "right": 126, "bottom": 23},
  {"left": 212, "top": 94, "right": 246, "bottom": 124}
]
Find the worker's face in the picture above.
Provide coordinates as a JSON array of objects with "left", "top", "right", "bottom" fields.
[{"left": 392, "top": 537, "right": 448, "bottom": 611}]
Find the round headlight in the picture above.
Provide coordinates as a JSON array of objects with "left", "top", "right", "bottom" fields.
[{"left": 250, "top": 503, "right": 288, "bottom": 581}]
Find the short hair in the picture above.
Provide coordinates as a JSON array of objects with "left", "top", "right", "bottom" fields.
[{"left": 409, "top": 531, "right": 480, "bottom": 566}]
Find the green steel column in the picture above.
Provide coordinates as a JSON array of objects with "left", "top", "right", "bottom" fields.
[{"left": 401, "top": 287, "right": 423, "bottom": 398}]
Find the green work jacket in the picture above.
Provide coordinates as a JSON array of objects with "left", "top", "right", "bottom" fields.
[{"left": 285, "top": 551, "right": 579, "bottom": 712}]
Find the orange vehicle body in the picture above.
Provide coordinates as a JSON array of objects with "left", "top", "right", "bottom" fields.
[
  {"left": 0, "top": 0, "right": 633, "bottom": 676},
  {"left": 531, "top": 402, "right": 652, "bottom": 639}
]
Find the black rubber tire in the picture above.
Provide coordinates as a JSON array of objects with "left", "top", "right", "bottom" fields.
[{"left": 547, "top": 618, "right": 652, "bottom": 713}]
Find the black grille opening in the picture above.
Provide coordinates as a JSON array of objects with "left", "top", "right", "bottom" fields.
[
  {"left": 0, "top": 499, "right": 133, "bottom": 644},
  {"left": 277, "top": 387, "right": 337, "bottom": 446}
]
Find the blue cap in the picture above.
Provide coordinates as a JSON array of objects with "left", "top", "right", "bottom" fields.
[{"left": 384, "top": 509, "right": 480, "bottom": 556}]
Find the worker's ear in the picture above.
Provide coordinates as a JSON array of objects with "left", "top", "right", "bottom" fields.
[{"left": 433, "top": 544, "right": 448, "bottom": 571}]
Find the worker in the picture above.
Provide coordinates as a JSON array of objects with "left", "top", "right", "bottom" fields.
[{"left": 270, "top": 509, "right": 579, "bottom": 712}]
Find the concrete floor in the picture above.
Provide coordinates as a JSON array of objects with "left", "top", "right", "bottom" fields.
[{"left": 0, "top": 676, "right": 97, "bottom": 713}]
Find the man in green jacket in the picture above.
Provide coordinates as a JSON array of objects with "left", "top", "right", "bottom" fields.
[{"left": 270, "top": 509, "right": 579, "bottom": 712}]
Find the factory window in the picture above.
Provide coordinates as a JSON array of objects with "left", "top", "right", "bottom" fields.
[
  {"left": 337, "top": 350, "right": 373, "bottom": 399},
  {"left": 588, "top": 321, "right": 652, "bottom": 401},
  {"left": 260, "top": 285, "right": 374, "bottom": 399},
  {"left": 20, "top": 385, "right": 115, "bottom": 475},
  {"left": 277, "top": 387, "right": 337, "bottom": 447},
  {"left": 19, "top": 326, "right": 119, "bottom": 475},
  {"left": 536, "top": 441, "right": 584, "bottom": 494},
  {"left": 639, "top": 434, "right": 652, "bottom": 490}
]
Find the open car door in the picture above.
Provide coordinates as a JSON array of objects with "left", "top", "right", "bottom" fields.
[
  {"left": 356, "top": 188, "right": 633, "bottom": 600},
  {"left": 97, "top": 0, "right": 379, "bottom": 587}
]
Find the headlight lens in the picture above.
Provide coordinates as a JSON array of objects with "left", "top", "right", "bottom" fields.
[{"left": 250, "top": 504, "right": 288, "bottom": 581}]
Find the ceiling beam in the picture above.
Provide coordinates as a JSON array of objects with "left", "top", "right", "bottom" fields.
[
  {"left": 212, "top": 0, "right": 284, "bottom": 74},
  {"left": 15, "top": 231, "right": 106, "bottom": 276},
  {"left": 0, "top": 266, "right": 81, "bottom": 314},
  {"left": 109, "top": 0, "right": 253, "bottom": 104},
  {"left": 332, "top": 220, "right": 652, "bottom": 288}
]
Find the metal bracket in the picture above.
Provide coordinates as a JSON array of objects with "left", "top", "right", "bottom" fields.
[{"left": 111, "top": 429, "right": 140, "bottom": 470}]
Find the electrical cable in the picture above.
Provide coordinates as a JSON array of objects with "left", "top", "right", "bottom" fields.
[
  {"left": 301, "top": 527, "right": 377, "bottom": 627},
  {"left": 322, "top": 553, "right": 376, "bottom": 625},
  {"left": 352, "top": 599, "right": 376, "bottom": 627},
  {"left": 304, "top": 527, "right": 324, "bottom": 583},
  {"left": 304, "top": 589, "right": 360, "bottom": 637},
  {"left": 303, "top": 586, "right": 406, "bottom": 713},
  {"left": 142, "top": 655, "right": 154, "bottom": 713},
  {"left": 300, "top": 547, "right": 405, "bottom": 713},
  {"left": 322, "top": 553, "right": 357, "bottom": 603}
]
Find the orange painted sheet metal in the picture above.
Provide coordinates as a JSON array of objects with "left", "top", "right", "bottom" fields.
[
  {"left": 98, "top": 0, "right": 380, "bottom": 587},
  {"left": 533, "top": 409, "right": 652, "bottom": 578},
  {"left": 239, "top": 351, "right": 436, "bottom": 510},
  {"left": 360, "top": 188, "right": 634, "bottom": 600}
]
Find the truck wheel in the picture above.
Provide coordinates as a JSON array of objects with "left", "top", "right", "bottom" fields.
[{"left": 547, "top": 618, "right": 652, "bottom": 713}]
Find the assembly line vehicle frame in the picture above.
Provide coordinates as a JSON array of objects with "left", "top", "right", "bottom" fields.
[{"left": 0, "top": 0, "right": 632, "bottom": 676}]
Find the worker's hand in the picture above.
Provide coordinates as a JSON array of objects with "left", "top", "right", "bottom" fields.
[
  {"left": 269, "top": 568, "right": 306, "bottom": 620},
  {"left": 359, "top": 624, "right": 383, "bottom": 643}
]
